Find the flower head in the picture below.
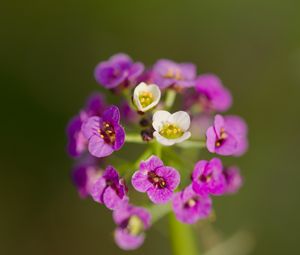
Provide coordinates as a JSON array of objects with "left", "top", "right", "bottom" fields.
[
  {"left": 81, "top": 106, "right": 125, "bottom": 158},
  {"left": 133, "top": 82, "right": 161, "bottom": 112},
  {"left": 131, "top": 155, "right": 180, "bottom": 204},
  {"left": 223, "top": 166, "right": 243, "bottom": 194},
  {"left": 172, "top": 185, "right": 212, "bottom": 224},
  {"left": 94, "top": 53, "right": 144, "bottom": 89},
  {"left": 192, "top": 158, "right": 226, "bottom": 196},
  {"left": 67, "top": 93, "right": 105, "bottom": 157},
  {"left": 206, "top": 114, "right": 248, "bottom": 156},
  {"left": 152, "top": 59, "right": 196, "bottom": 90},
  {"left": 71, "top": 156, "right": 103, "bottom": 198},
  {"left": 91, "top": 166, "right": 127, "bottom": 210},
  {"left": 113, "top": 203, "right": 151, "bottom": 250},
  {"left": 152, "top": 110, "right": 191, "bottom": 146},
  {"left": 195, "top": 74, "right": 232, "bottom": 112}
]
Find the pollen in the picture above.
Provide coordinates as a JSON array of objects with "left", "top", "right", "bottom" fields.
[
  {"left": 127, "top": 215, "right": 144, "bottom": 236},
  {"left": 138, "top": 91, "right": 154, "bottom": 108},
  {"left": 159, "top": 123, "right": 184, "bottom": 139},
  {"left": 98, "top": 122, "right": 116, "bottom": 144},
  {"left": 163, "top": 68, "right": 182, "bottom": 80}
]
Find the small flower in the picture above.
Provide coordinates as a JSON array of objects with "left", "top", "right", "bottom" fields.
[
  {"left": 152, "top": 110, "right": 191, "bottom": 146},
  {"left": 172, "top": 185, "right": 212, "bottom": 224},
  {"left": 66, "top": 93, "right": 105, "bottom": 157},
  {"left": 91, "top": 166, "right": 127, "bottom": 210},
  {"left": 113, "top": 203, "right": 151, "bottom": 250},
  {"left": 131, "top": 155, "right": 180, "bottom": 204},
  {"left": 223, "top": 166, "right": 243, "bottom": 194},
  {"left": 94, "top": 53, "right": 144, "bottom": 89},
  {"left": 195, "top": 74, "right": 232, "bottom": 112},
  {"left": 81, "top": 106, "right": 125, "bottom": 158},
  {"left": 71, "top": 156, "right": 103, "bottom": 198},
  {"left": 152, "top": 59, "right": 196, "bottom": 89},
  {"left": 133, "top": 82, "right": 161, "bottom": 112},
  {"left": 192, "top": 158, "right": 226, "bottom": 196},
  {"left": 206, "top": 114, "right": 248, "bottom": 156}
]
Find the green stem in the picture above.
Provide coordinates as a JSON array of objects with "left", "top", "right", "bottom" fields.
[
  {"left": 169, "top": 213, "right": 199, "bottom": 255},
  {"left": 153, "top": 141, "right": 162, "bottom": 158},
  {"left": 165, "top": 89, "right": 177, "bottom": 110},
  {"left": 125, "top": 133, "right": 144, "bottom": 143},
  {"left": 175, "top": 140, "right": 206, "bottom": 149}
]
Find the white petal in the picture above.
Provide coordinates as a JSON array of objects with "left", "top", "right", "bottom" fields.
[
  {"left": 172, "top": 131, "right": 191, "bottom": 144},
  {"left": 133, "top": 83, "right": 161, "bottom": 112},
  {"left": 152, "top": 110, "right": 171, "bottom": 131},
  {"left": 169, "top": 111, "right": 191, "bottom": 131},
  {"left": 153, "top": 132, "right": 175, "bottom": 146}
]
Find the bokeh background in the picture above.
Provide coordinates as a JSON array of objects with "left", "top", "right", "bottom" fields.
[{"left": 1, "top": 0, "right": 300, "bottom": 254}]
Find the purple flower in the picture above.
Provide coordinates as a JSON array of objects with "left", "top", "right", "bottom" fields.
[
  {"left": 206, "top": 114, "right": 248, "bottom": 156},
  {"left": 81, "top": 105, "right": 125, "bottom": 158},
  {"left": 113, "top": 203, "right": 151, "bottom": 250},
  {"left": 66, "top": 93, "right": 105, "bottom": 157},
  {"left": 172, "top": 185, "right": 212, "bottom": 224},
  {"left": 119, "top": 100, "right": 139, "bottom": 124},
  {"left": 71, "top": 156, "right": 103, "bottom": 198},
  {"left": 91, "top": 165, "right": 127, "bottom": 210},
  {"left": 223, "top": 166, "right": 243, "bottom": 194},
  {"left": 94, "top": 53, "right": 144, "bottom": 89},
  {"left": 131, "top": 155, "right": 180, "bottom": 204},
  {"left": 192, "top": 158, "right": 226, "bottom": 196},
  {"left": 195, "top": 74, "right": 232, "bottom": 112},
  {"left": 152, "top": 59, "right": 196, "bottom": 90}
]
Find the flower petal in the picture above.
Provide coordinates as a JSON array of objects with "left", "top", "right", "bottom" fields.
[
  {"left": 114, "top": 228, "right": 145, "bottom": 250},
  {"left": 152, "top": 110, "right": 171, "bottom": 131},
  {"left": 155, "top": 166, "right": 180, "bottom": 191},
  {"left": 81, "top": 116, "right": 100, "bottom": 139},
  {"left": 88, "top": 135, "right": 114, "bottom": 157},
  {"left": 131, "top": 171, "right": 152, "bottom": 192},
  {"left": 169, "top": 111, "right": 191, "bottom": 131},
  {"left": 147, "top": 186, "right": 173, "bottom": 204}
]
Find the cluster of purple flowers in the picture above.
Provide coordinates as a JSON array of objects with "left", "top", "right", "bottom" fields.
[{"left": 67, "top": 53, "right": 248, "bottom": 250}]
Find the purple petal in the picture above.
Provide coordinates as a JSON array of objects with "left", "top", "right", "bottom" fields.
[
  {"left": 113, "top": 125, "right": 125, "bottom": 150},
  {"left": 155, "top": 166, "right": 180, "bottom": 191},
  {"left": 206, "top": 127, "right": 217, "bottom": 153},
  {"left": 102, "top": 105, "right": 120, "bottom": 125},
  {"left": 147, "top": 186, "right": 173, "bottom": 204},
  {"left": 128, "top": 62, "right": 144, "bottom": 81},
  {"left": 91, "top": 177, "right": 107, "bottom": 203},
  {"left": 81, "top": 116, "right": 100, "bottom": 139},
  {"left": 139, "top": 155, "right": 164, "bottom": 172},
  {"left": 103, "top": 186, "right": 125, "bottom": 210},
  {"left": 114, "top": 228, "right": 145, "bottom": 250},
  {"left": 131, "top": 171, "right": 152, "bottom": 192},
  {"left": 88, "top": 135, "right": 114, "bottom": 157}
]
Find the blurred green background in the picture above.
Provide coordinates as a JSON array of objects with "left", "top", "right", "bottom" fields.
[{"left": 1, "top": 0, "right": 300, "bottom": 254}]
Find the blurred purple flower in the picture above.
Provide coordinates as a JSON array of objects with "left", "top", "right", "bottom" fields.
[
  {"left": 94, "top": 53, "right": 144, "bottom": 89},
  {"left": 172, "top": 185, "right": 212, "bottom": 224},
  {"left": 119, "top": 100, "right": 139, "bottom": 124},
  {"left": 195, "top": 74, "right": 232, "bottom": 112},
  {"left": 152, "top": 59, "right": 196, "bottom": 90},
  {"left": 91, "top": 165, "right": 128, "bottom": 210},
  {"left": 66, "top": 93, "right": 105, "bottom": 157},
  {"left": 71, "top": 156, "right": 103, "bottom": 198},
  {"left": 192, "top": 158, "right": 226, "bottom": 196},
  {"left": 81, "top": 106, "right": 125, "bottom": 158},
  {"left": 223, "top": 166, "right": 243, "bottom": 194},
  {"left": 113, "top": 203, "right": 151, "bottom": 250},
  {"left": 131, "top": 155, "right": 180, "bottom": 204},
  {"left": 206, "top": 114, "right": 248, "bottom": 156}
]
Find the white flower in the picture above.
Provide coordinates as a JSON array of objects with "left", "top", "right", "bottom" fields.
[
  {"left": 133, "top": 82, "right": 161, "bottom": 112},
  {"left": 152, "top": 110, "right": 191, "bottom": 146}
]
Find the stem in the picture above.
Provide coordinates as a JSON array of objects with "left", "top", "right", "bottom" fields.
[
  {"left": 169, "top": 214, "right": 199, "bottom": 255},
  {"left": 153, "top": 141, "right": 162, "bottom": 158},
  {"left": 165, "top": 89, "right": 177, "bottom": 110},
  {"left": 175, "top": 140, "right": 206, "bottom": 149},
  {"left": 125, "top": 133, "right": 144, "bottom": 143}
]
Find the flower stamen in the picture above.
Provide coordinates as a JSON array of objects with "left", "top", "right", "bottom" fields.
[{"left": 159, "top": 123, "right": 184, "bottom": 139}]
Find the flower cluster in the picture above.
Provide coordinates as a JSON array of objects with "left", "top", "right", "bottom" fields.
[{"left": 67, "top": 53, "right": 248, "bottom": 250}]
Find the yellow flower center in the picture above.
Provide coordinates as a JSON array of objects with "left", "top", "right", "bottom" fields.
[
  {"left": 127, "top": 215, "right": 144, "bottom": 236},
  {"left": 215, "top": 128, "right": 227, "bottom": 147},
  {"left": 138, "top": 91, "right": 154, "bottom": 108},
  {"left": 98, "top": 122, "right": 116, "bottom": 144},
  {"left": 159, "top": 123, "right": 184, "bottom": 139},
  {"left": 163, "top": 68, "right": 182, "bottom": 80}
]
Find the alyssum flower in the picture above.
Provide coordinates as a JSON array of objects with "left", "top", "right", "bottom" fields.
[
  {"left": 152, "top": 110, "right": 191, "bottom": 146},
  {"left": 94, "top": 53, "right": 144, "bottom": 89},
  {"left": 172, "top": 185, "right": 212, "bottom": 224},
  {"left": 133, "top": 82, "right": 161, "bottom": 112},
  {"left": 67, "top": 53, "right": 248, "bottom": 251},
  {"left": 82, "top": 105, "right": 125, "bottom": 158},
  {"left": 113, "top": 203, "right": 151, "bottom": 250},
  {"left": 206, "top": 114, "right": 248, "bottom": 156},
  {"left": 91, "top": 165, "right": 128, "bottom": 210},
  {"left": 131, "top": 155, "right": 180, "bottom": 204}
]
